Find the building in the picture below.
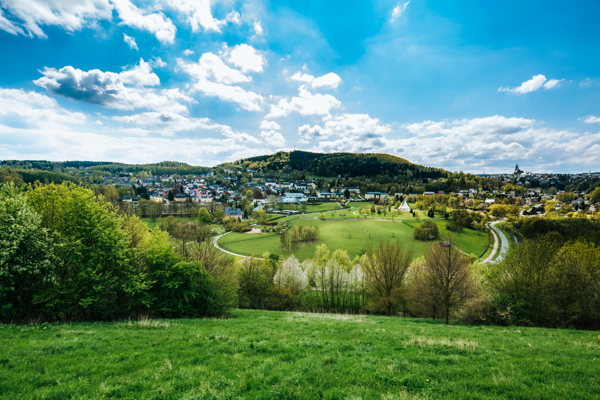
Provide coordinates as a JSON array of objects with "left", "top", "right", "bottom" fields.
[
  {"left": 365, "top": 192, "right": 389, "bottom": 200},
  {"left": 225, "top": 208, "right": 243, "bottom": 220}
]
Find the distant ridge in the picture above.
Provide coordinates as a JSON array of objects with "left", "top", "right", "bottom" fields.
[{"left": 230, "top": 150, "right": 452, "bottom": 180}]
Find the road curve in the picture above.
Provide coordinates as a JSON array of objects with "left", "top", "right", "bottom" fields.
[
  {"left": 487, "top": 220, "right": 509, "bottom": 263},
  {"left": 213, "top": 232, "right": 265, "bottom": 260}
]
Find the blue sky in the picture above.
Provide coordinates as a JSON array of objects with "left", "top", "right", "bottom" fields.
[{"left": 0, "top": 0, "right": 599, "bottom": 173}]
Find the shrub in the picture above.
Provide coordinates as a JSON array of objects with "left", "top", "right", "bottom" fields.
[{"left": 414, "top": 221, "right": 439, "bottom": 241}]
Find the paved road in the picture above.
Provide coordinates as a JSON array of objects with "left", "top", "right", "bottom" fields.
[
  {"left": 486, "top": 220, "right": 509, "bottom": 263},
  {"left": 213, "top": 232, "right": 265, "bottom": 260}
]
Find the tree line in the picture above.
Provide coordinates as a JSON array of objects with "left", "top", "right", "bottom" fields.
[{"left": 0, "top": 182, "right": 236, "bottom": 322}]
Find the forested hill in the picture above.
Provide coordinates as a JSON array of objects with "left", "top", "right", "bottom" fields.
[{"left": 237, "top": 151, "right": 452, "bottom": 180}]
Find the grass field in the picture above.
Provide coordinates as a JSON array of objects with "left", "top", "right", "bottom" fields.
[
  {"left": 1, "top": 309, "right": 598, "bottom": 399},
  {"left": 218, "top": 218, "right": 489, "bottom": 261}
]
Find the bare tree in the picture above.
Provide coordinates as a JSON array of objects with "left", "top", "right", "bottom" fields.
[
  {"left": 363, "top": 242, "right": 413, "bottom": 315},
  {"left": 409, "top": 241, "right": 475, "bottom": 324}
]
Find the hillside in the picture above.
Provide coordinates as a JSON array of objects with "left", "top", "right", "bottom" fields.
[
  {"left": 236, "top": 150, "right": 451, "bottom": 179},
  {"left": 1, "top": 309, "right": 597, "bottom": 399}
]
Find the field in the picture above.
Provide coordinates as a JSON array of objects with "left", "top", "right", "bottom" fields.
[
  {"left": 218, "top": 218, "right": 490, "bottom": 261},
  {"left": 1, "top": 309, "right": 598, "bottom": 399}
]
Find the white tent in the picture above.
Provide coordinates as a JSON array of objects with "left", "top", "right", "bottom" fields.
[{"left": 398, "top": 200, "right": 411, "bottom": 212}]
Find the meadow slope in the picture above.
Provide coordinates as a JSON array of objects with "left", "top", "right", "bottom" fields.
[{"left": 1, "top": 309, "right": 599, "bottom": 399}]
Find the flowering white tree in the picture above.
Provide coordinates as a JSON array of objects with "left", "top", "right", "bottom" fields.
[{"left": 273, "top": 255, "right": 308, "bottom": 292}]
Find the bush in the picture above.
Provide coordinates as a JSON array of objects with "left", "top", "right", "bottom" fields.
[
  {"left": 414, "top": 221, "right": 439, "bottom": 241},
  {"left": 150, "top": 261, "right": 219, "bottom": 317}
]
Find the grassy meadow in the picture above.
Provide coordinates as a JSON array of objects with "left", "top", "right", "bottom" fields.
[
  {"left": 1, "top": 309, "right": 599, "bottom": 399},
  {"left": 218, "top": 218, "right": 489, "bottom": 261}
]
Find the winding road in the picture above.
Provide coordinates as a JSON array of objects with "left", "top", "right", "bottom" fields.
[{"left": 484, "top": 220, "right": 509, "bottom": 263}]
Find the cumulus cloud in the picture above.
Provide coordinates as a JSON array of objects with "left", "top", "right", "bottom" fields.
[
  {"left": 266, "top": 88, "right": 341, "bottom": 119},
  {"left": 298, "top": 113, "right": 391, "bottom": 144},
  {"left": 123, "top": 33, "right": 138, "bottom": 50},
  {"left": 183, "top": 49, "right": 195, "bottom": 56},
  {"left": 290, "top": 71, "right": 342, "bottom": 89},
  {"left": 391, "top": 1, "right": 410, "bottom": 22},
  {"left": 178, "top": 54, "right": 264, "bottom": 111},
  {"left": 34, "top": 59, "right": 191, "bottom": 113},
  {"left": 498, "top": 74, "right": 564, "bottom": 94},
  {"left": 185, "top": 53, "right": 251, "bottom": 85},
  {"left": 260, "top": 120, "right": 281, "bottom": 130},
  {"left": 260, "top": 130, "right": 285, "bottom": 147},
  {"left": 112, "top": 0, "right": 176, "bottom": 44},
  {"left": 166, "top": 0, "right": 240, "bottom": 33},
  {"left": 225, "top": 44, "right": 266, "bottom": 73},
  {"left": 303, "top": 115, "right": 600, "bottom": 173},
  {"left": 0, "top": 0, "right": 111, "bottom": 38},
  {"left": 584, "top": 116, "right": 600, "bottom": 124}
]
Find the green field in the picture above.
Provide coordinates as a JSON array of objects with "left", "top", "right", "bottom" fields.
[
  {"left": 218, "top": 218, "right": 489, "bottom": 261},
  {"left": 1, "top": 309, "right": 598, "bottom": 399}
]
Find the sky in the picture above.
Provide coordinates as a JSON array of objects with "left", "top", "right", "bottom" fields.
[{"left": 0, "top": 0, "right": 599, "bottom": 173}]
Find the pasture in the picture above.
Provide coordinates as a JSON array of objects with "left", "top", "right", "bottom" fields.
[
  {"left": 218, "top": 218, "right": 489, "bottom": 261},
  {"left": 0, "top": 309, "right": 598, "bottom": 399}
]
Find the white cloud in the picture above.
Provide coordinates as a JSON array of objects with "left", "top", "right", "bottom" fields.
[
  {"left": 584, "top": 116, "right": 600, "bottom": 124},
  {"left": 34, "top": 59, "right": 191, "bottom": 113},
  {"left": 303, "top": 115, "right": 600, "bottom": 173},
  {"left": 178, "top": 55, "right": 264, "bottom": 112},
  {"left": 0, "top": 88, "right": 86, "bottom": 129},
  {"left": 112, "top": 0, "right": 176, "bottom": 44},
  {"left": 166, "top": 0, "right": 240, "bottom": 33},
  {"left": 183, "top": 49, "right": 195, "bottom": 56},
  {"left": 225, "top": 44, "right": 266, "bottom": 73},
  {"left": 0, "top": 8, "right": 24, "bottom": 35},
  {"left": 290, "top": 71, "right": 341, "bottom": 89},
  {"left": 0, "top": 123, "right": 266, "bottom": 166},
  {"left": 312, "top": 72, "right": 342, "bottom": 89},
  {"left": 391, "top": 1, "right": 410, "bottom": 22},
  {"left": 260, "top": 130, "right": 285, "bottom": 147},
  {"left": 290, "top": 72, "right": 315, "bottom": 84},
  {"left": 119, "top": 59, "right": 160, "bottom": 86},
  {"left": 186, "top": 53, "right": 251, "bottom": 84},
  {"left": 499, "top": 74, "right": 563, "bottom": 94},
  {"left": 0, "top": 0, "right": 111, "bottom": 38},
  {"left": 267, "top": 88, "right": 341, "bottom": 119},
  {"left": 260, "top": 120, "right": 281, "bottom": 130},
  {"left": 253, "top": 21, "right": 263, "bottom": 36},
  {"left": 123, "top": 33, "right": 138, "bottom": 50},
  {"left": 299, "top": 113, "right": 391, "bottom": 144}
]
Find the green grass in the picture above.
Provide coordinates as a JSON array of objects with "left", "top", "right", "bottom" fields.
[
  {"left": 1, "top": 309, "right": 598, "bottom": 399},
  {"left": 218, "top": 218, "right": 489, "bottom": 261}
]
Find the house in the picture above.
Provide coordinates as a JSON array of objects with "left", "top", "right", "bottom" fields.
[
  {"left": 365, "top": 192, "right": 389, "bottom": 200},
  {"left": 423, "top": 191, "right": 435, "bottom": 196},
  {"left": 283, "top": 193, "right": 307, "bottom": 203},
  {"left": 174, "top": 193, "right": 188, "bottom": 203},
  {"left": 317, "top": 191, "right": 333, "bottom": 199},
  {"left": 345, "top": 187, "right": 361, "bottom": 194},
  {"left": 225, "top": 208, "right": 243, "bottom": 220},
  {"left": 122, "top": 195, "right": 132, "bottom": 202}
]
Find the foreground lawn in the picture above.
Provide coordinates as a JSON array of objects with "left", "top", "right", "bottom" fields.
[
  {"left": 218, "top": 218, "right": 489, "bottom": 260},
  {"left": 1, "top": 309, "right": 599, "bottom": 399}
]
